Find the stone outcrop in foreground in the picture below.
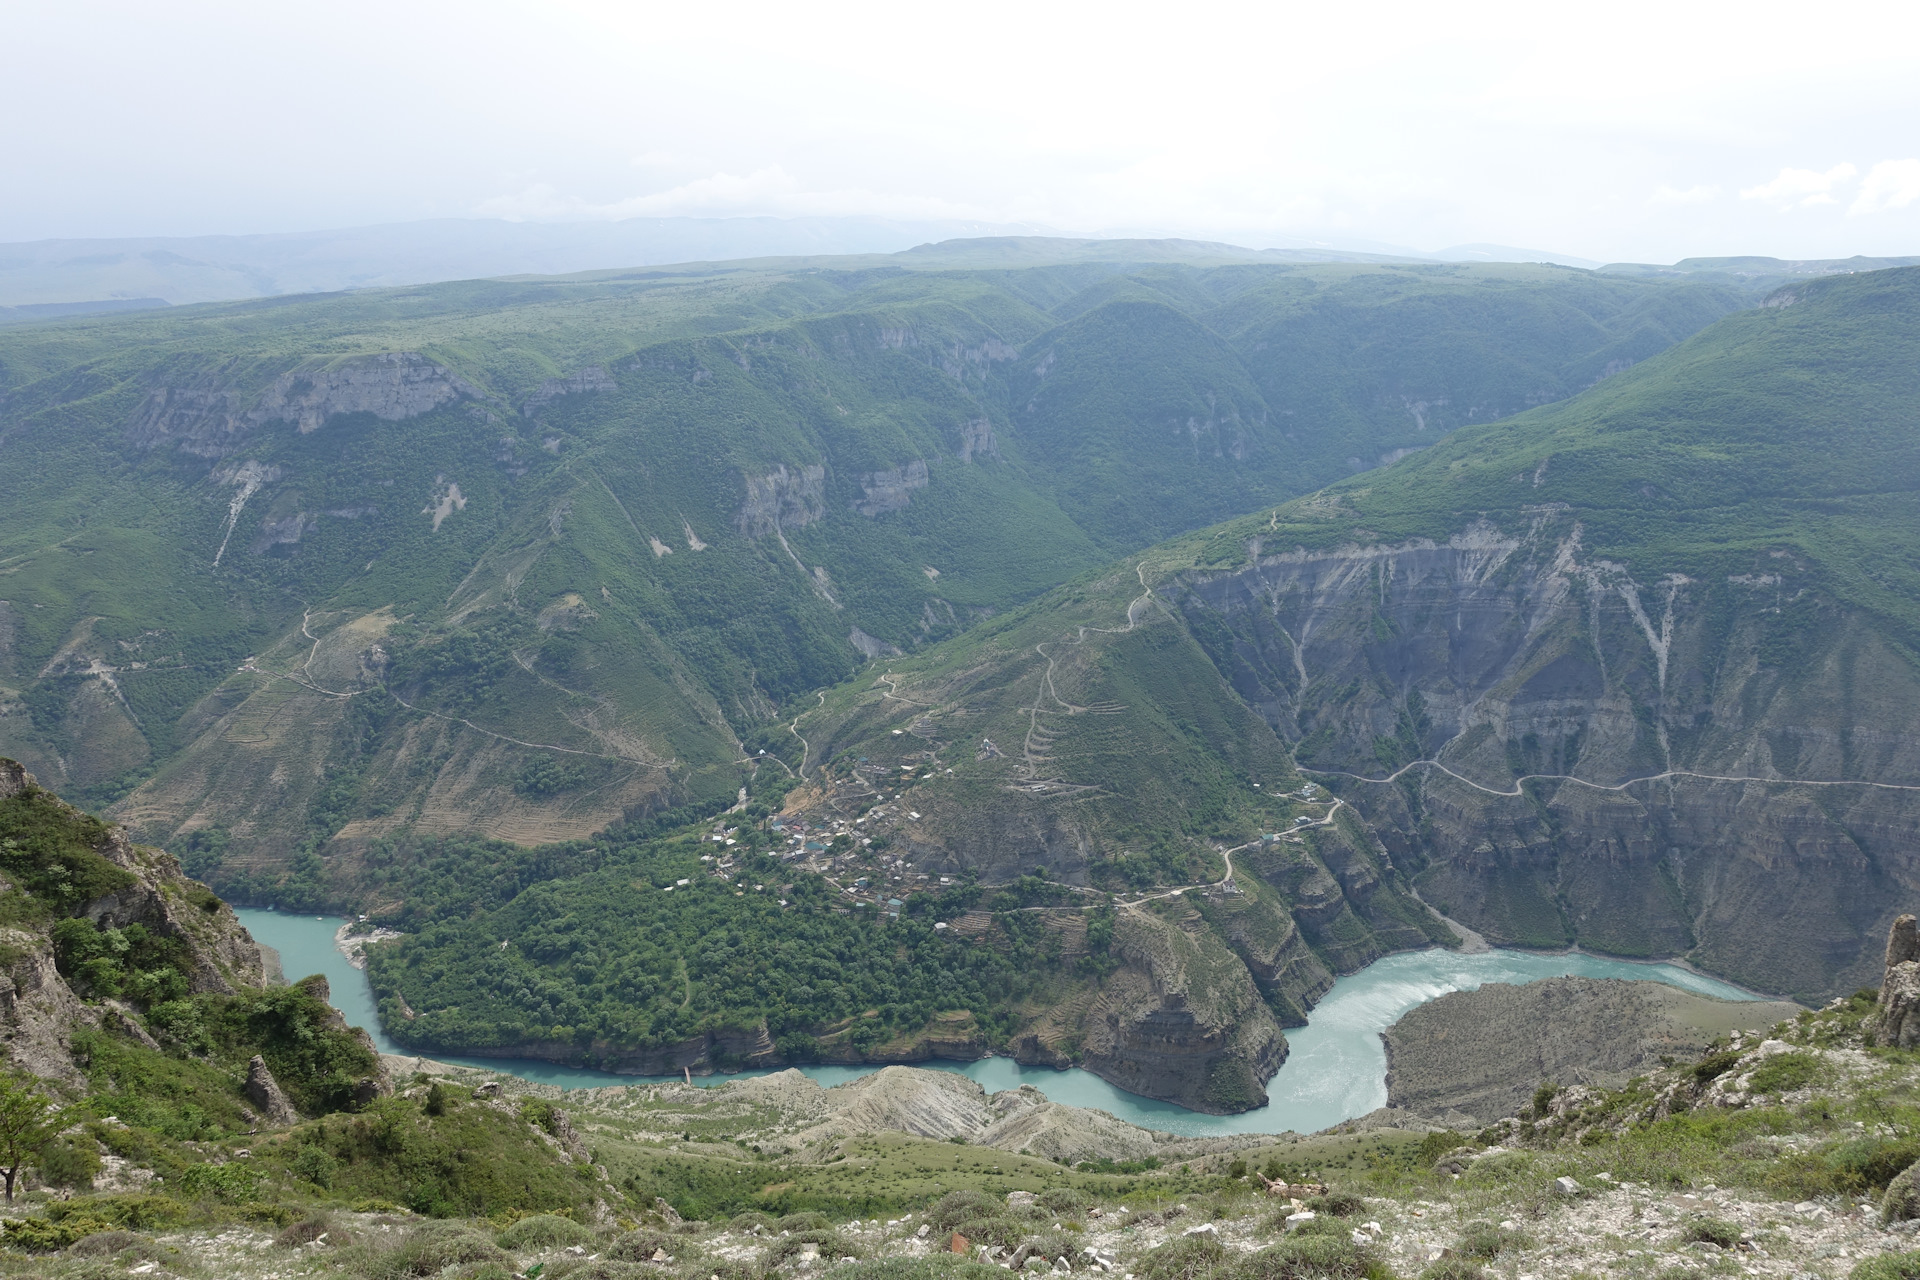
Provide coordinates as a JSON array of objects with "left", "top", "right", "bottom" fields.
[{"left": 1872, "top": 914, "right": 1920, "bottom": 1047}]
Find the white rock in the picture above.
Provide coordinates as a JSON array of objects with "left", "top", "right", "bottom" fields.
[{"left": 1554, "top": 1176, "right": 1582, "bottom": 1195}]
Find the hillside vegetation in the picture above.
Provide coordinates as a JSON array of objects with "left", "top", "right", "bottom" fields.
[
  {"left": 350, "top": 265, "right": 1920, "bottom": 1093},
  {"left": 0, "top": 249, "right": 1736, "bottom": 903}
]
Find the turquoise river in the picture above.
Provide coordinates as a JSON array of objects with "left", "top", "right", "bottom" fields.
[{"left": 234, "top": 909, "right": 1765, "bottom": 1138}]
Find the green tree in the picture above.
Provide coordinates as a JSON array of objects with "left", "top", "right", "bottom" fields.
[{"left": 0, "top": 1074, "right": 77, "bottom": 1203}]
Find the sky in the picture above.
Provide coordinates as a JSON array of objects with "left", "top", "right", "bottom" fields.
[{"left": 7, "top": 0, "right": 1920, "bottom": 263}]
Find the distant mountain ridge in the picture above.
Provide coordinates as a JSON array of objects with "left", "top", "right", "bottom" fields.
[
  {"left": 1, "top": 216, "right": 1806, "bottom": 313},
  {"left": 0, "top": 220, "right": 1430, "bottom": 313}
]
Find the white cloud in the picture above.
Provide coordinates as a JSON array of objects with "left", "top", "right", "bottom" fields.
[
  {"left": 1649, "top": 184, "right": 1721, "bottom": 205},
  {"left": 1851, "top": 159, "right": 1920, "bottom": 215},
  {"left": 1739, "top": 163, "right": 1858, "bottom": 209}
]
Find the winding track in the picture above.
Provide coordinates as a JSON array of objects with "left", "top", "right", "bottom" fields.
[{"left": 1301, "top": 758, "right": 1920, "bottom": 798}]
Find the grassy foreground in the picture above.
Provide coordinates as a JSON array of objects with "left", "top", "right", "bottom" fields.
[{"left": 14, "top": 988, "right": 1920, "bottom": 1280}]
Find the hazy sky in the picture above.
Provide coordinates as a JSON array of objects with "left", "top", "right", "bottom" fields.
[{"left": 8, "top": 0, "right": 1920, "bottom": 262}]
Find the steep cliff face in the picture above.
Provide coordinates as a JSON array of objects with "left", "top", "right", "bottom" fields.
[
  {"left": 0, "top": 759, "right": 385, "bottom": 1107},
  {"left": 1073, "top": 906, "right": 1288, "bottom": 1114},
  {"left": 1, "top": 759, "right": 267, "bottom": 995},
  {"left": 128, "top": 352, "right": 479, "bottom": 456},
  {"left": 1168, "top": 510, "right": 1920, "bottom": 1001}
]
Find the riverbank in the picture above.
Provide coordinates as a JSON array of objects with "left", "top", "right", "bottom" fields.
[{"left": 234, "top": 908, "right": 1767, "bottom": 1136}]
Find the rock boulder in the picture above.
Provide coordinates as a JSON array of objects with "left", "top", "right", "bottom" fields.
[{"left": 1876, "top": 915, "right": 1920, "bottom": 1048}]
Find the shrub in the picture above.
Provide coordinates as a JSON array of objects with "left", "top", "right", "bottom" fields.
[
  {"left": 729, "top": 1211, "right": 777, "bottom": 1233},
  {"left": 38, "top": 1135, "right": 102, "bottom": 1190},
  {"left": 499, "top": 1213, "right": 598, "bottom": 1251},
  {"left": 1454, "top": 1223, "right": 1527, "bottom": 1260},
  {"left": 1854, "top": 1252, "right": 1920, "bottom": 1280},
  {"left": 1037, "top": 1189, "right": 1090, "bottom": 1215},
  {"left": 3, "top": 1214, "right": 117, "bottom": 1252},
  {"left": 1285, "top": 1217, "right": 1354, "bottom": 1241},
  {"left": 241, "top": 1201, "right": 298, "bottom": 1227},
  {"left": 1418, "top": 1261, "right": 1488, "bottom": 1280},
  {"left": 1014, "top": 1231, "right": 1081, "bottom": 1271},
  {"left": 832, "top": 1262, "right": 1005, "bottom": 1280},
  {"left": 1307, "top": 1193, "right": 1366, "bottom": 1219},
  {"left": 1693, "top": 1052, "right": 1742, "bottom": 1084},
  {"left": 1221, "top": 1236, "right": 1381, "bottom": 1280},
  {"left": 46, "top": 1195, "right": 188, "bottom": 1231},
  {"left": 179, "top": 1159, "right": 260, "bottom": 1202},
  {"left": 701, "top": 1264, "right": 772, "bottom": 1280},
  {"left": 557, "top": 1264, "right": 658, "bottom": 1280},
  {"left": 766, "top": 1229, "right": 858, "bottom": 1265},
  {"left": 1139, "top": 1233, "right": 1227, "bottom": 1280},
  {"left": 1748, "top": 1053, "right": 1820, "bottom": 1095},
  {"left": 65, "top": 1229, "right": 157, "bottom": 1260},
  {"left": 1683, "top": 1219, "right": 1742, "bottom": 1249},
  {"left": 291, "top": 1143, "right": 338, "bottom": 1188},
  {"left": 929, "top": 1191, "right": 1001, "bottom": 1233},
  {"left": 952, "top": 1216, "right": 1030, "bottom": 1250},
  {"left": 606, "top": 1228, "right": 679, "bottom": 1261},
  {"left": 357, "top": 1225, "right": 507, "bottom": 1279},
  {"left": 778, "top": 1211, "right": 832, "bottom": 1232},
  {"left": 1414, "top": 1132, "right": 1468, "bottom": 1164}
]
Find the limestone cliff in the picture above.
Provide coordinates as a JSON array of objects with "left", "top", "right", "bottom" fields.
[
  {"left": 1072, "top": 906, "right": 1288, "bottom": 1114},
  {"left": 128, "top": 352, "right": 479, "bottom": 456},
  {"left": 1168, "top": 508, "right": 1920, "bottom": 1002}
]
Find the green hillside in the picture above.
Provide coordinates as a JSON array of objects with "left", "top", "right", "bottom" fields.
[
  {"left": 1222, "top": 265, "right": 1920, "bottom": 642},
  {"left": 362, "top": 264, "right": 1920, "bottom": 1080},
  {"left": 0, "top": 246, "right": 1737, "bottom": 900}
]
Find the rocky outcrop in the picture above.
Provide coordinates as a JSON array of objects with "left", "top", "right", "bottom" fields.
[
  {"left": 849, "top": 627, "right": 902, "bottom": 660},
  {"left": 736, "top": 464, "right": 826, "bottom": 537},
  {"left": 129, "top": 353, "right": 479, "bottom": 456},
  {"left": 1193, "top": 880, "right": 1333, "bottom": 1025},
  {"left": 956, "top": 418, "right": 1000, "bottom": 463},
  {"left": 1874, "top": 915, "right": 1920, "bottom": 1047},
  {"left": 0, "top": 927, "right": 92, "bottom": 1087},
  {"left": 522, "top": 366, "right": 616, "bottom": 414},
  {"left": 82, "top": 832, "right": 267, "bottom": 995},
  {"left": 1383, "top": 977, "right": 1803, "bottom": 1123},
  {"left": 1, "top": 759, "right": 267, "bottom": 995},
  {"left": 1076, "top": 909, "right": 1288, "bottom": 1114},
  {"left": 255, "top": 353, "right": 479, "bottom": 434},
  {"left": 245, "top": 1054, "right": 300, "bottom": 1125},
  {"left": 825, "top": 1065, "right": 987, "bottom": 1139},
  {"left": 854, "top": 460, "right": 929, "bottom": 516},
  {"left": 975, "top": 1085, "right": 1160, "bottom": 1164},
  {"left": 287, "top": 974, "right": 391, "bottom": 1103}
]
